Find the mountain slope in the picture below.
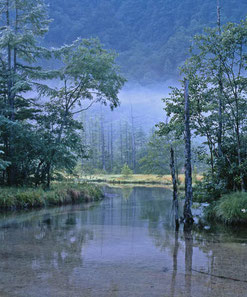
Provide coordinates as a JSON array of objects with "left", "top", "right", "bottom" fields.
[{"left": 45, "top": 0, "right": 247, "bottom": 83}]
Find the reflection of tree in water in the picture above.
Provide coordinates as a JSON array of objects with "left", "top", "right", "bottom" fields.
[
  {"left": 184, "top": 229, "right": 193, "bottom": 297},
  {"left": 170, "top": 231, "right": 179, "bottom": 297},
  {"left": 139, "top": 187, "right": 173, "bottom": 224},
  {"left": 145, "top": 201, "right": 247, "bottom": 297},
  {"left": 136, "top": 187, "right": 194, "bottom": 297},
  {"left": 2, "top": 186, "right": 247, "bottom": 296},
  {"left": 167, "top": 229, "right": 193, "bottom": 297},
  {"left": 0, "top": 207, "right": 95, "bottom": 294},
  {"left": 121, "top": 186, "right": 133, "bottom": 200},
  {"left": 148, "top": 212, "right": 247, "bottom": 297},
  {"left": 139, "top": 187, "right": 183, "bottom": 251},
  {"left": 192, "top": 225, "right": 247, "bottom": 287},
  {"left": 33, "top": 213, "right": 92, "bottom": 273}
]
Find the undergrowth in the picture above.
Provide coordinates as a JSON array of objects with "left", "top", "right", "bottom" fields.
[
  {"left": 205, "top": 192, "right": 247, "bottom": 224},
  {"left": 0, "top": 183, "right": 103, "bottom": 211}
]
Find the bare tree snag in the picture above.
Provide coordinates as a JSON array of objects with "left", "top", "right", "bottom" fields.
[
  {"left": 183, "top": 79, "right": 194, "bottom": 228},
  {"left": 170, "top": 146, "right": 179, "bottom": 231}
]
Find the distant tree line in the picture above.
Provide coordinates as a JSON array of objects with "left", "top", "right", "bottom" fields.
[{"left": 79, "top": 112, "right": 205, "bottom": 176}]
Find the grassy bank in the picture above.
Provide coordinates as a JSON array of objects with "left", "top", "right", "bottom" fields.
[
  {"left": 80, "top": 174, "right": 203, "bottom": 185},
  {"left": 205, "top": 192, "right": 247, "bottom": 224},
  {"left": 0, "top": 183, "right": 103, "bottom": 211}
]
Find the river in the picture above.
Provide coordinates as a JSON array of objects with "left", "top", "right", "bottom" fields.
[{"left": 0, "top": 185, "right": 247, "bottom": 297}]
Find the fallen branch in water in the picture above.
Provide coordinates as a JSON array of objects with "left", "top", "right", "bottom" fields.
[{"left": 192, "top": 268, "right": 247, "bottom": 283}]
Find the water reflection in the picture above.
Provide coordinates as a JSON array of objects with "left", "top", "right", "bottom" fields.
[
  {"left": 184, "top": 230, "right": 193, "bottom": 297},
  {"left": 0, "top": 186, "right": 247, "bottom": 297},
  {"left": 170, "top": 231, "right": 179, "bottom": 297}
]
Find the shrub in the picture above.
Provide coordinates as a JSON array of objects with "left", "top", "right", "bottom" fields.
[
  {"left": 193, "top": 173, "right": 228, "bottom": 203},
  {"left": 121, "top": 163, "right": 133, "bottom": 178},
  {"left": 205, "top": 192, "right": 247, "bottom": 224}
]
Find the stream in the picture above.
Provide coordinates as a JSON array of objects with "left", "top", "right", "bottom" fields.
[{"left": 0, "top": 185, "right": 247, "bottom": 297}]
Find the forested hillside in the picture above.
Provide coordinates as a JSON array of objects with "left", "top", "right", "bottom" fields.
[{"left": 46, "top": 0, "right": 247, "bottom": 83}]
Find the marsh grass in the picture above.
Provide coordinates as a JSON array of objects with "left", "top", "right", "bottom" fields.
[
  {"left": 205, "top": 192, "right": 247, "bottom": 224},
  {"left": 80, "top": 174, "right": 203, "bottom": 185},
  {"left": 0, "top": 183, "right": 103, "bottom": 211}
]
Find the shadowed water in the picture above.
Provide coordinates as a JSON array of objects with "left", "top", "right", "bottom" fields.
[{"left": 0, "top": 186, "right": 247, "bottom": 297}]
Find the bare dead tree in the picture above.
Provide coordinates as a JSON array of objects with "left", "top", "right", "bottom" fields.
[
  {"left": 183, "top": 79, "right": 194, "bottom": 228},
  {"left": 170, "top": 146, "right": 179, "bottom": 231}
]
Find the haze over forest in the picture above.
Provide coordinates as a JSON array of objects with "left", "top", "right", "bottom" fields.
[
  {"left": 1, "top": 0, "right": 247, "bottom": 182},
  {"left": 44, "top": 0, "right": 247, "bottom": 131},
  {"left": 2, "top": 1, "right": 247, "bottom": 295},
  {"left": 46, "top": 0, "right": 247, "bottom": 83}
]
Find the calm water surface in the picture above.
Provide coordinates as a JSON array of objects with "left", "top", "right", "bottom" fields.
[{"left": 0, "top": 186, "right": 247, "bottom": 297}]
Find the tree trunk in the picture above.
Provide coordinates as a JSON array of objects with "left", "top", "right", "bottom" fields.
[
  {"left": 125, "top": 122, "right": 129, "bottom": 166},
  {"left": 217, "top": 0, "right": 223, "bottom": 159},
  {"left": 120, "top": 121, "right": 123, "bottom": 166},
  {"left": 130, "top": 105, "right": 136, "bottom": 173},
  {"left": 100, "top": 112, "right": 105, "bottom": 171},
  {"left": 46, "top": 163, "right": 51, "bottom": 189},
  {"left": 110, "top": 122, "right": 113, "bottom": 171},
  {"left": 183, "top": 79, "right": 194, "bottom": 228},
  {"left": 174, "top": 149, "right": 179, "bottom": 184},
  {"left": 236, "top": 122, "right": 244, "bottom": 191},
  {"left": 6, "top": 0, "right": 15, "bottom": 186},
  {"left": 170, "top": 146, "right": 179, "bottom": 231}
]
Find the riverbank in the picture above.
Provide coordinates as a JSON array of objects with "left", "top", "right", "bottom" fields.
[
  {"left": 204, "top": 192, "right": 247, "bottom": 225},
  {"left": 79, "top": 174, "right": 203, "bottom": 185},
  {"left": 0, "top": 183, "right": 103, "bottom": 211}
]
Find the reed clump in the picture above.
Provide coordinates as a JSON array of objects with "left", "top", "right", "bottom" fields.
[{"left": 205, "top": 192, "right": 247, "bottom": 224}]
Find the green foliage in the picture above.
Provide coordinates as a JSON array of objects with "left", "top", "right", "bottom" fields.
[
  {"left": 0, "top": 0, "right": 125, "bottom": 187},
  {"left": 33, "top": 38, "right": 125, "bottom": 187},
  {"left": 139, "top": 132, "right": 184, "bottom": 175},
  {"left": 205, "top": 192, "right": 247, "bottom": 224},
  {"left": 160, "top": 17, "right": 247, "bottom": 201},
  {"left": 0, "top": 150, "right": 10, "bottom": 171},
  {"left": 193, "top": 173, "right": 228, "bottom": 203},
  {"left": 121, "top": 163, "right": 133, "bottom": 178}
]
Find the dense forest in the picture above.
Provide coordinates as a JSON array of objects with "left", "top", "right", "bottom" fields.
[
  {"left": 1, "top": 0, "right": 247, "bottom": 207},
  {"left": 0, "top": 0, "right": 125, "bottom": 187},
  {"left": 1, "top": 0, "right": 245, "bottom": 186},
  {"left": 46, "top": 0, "right": 247, "bottom": 83}
]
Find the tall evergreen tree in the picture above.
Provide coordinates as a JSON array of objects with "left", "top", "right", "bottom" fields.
[{"left": 0, "top": 0, "right": 53, "bottom": 185}]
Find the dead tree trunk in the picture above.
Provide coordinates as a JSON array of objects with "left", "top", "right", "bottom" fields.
[
  {"left": 183, "top": 79, "right": 194, "bottom": 228},
  {"left": 110, "top": 122, "right": 113, "bottom": 172},
  {"left": 100, "top": 111, "right": 106, "bottom": 171},
  {"left": 170, "top": 146, "right": 179, "bottom": 231},
  {"left": 130, "top": 105, "right": 136, "bottom": 173},
  {"left": 120, "top": 121, "right": 123, "bottom": 166}
]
